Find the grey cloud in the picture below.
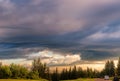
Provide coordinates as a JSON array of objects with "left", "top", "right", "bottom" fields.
[
  {"left": 0, "top": 0, "right": 120, "bottom": 37},
  {"left": 0, "top": 0, "right": 120, "bottom": 63}
]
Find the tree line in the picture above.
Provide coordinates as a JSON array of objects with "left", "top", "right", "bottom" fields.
[
  {"left": 51, "top": 57, "right": 120, "bottom": 81},
  {"left": 0, "top": 58, "right": 51, "bottom": 80},
  {"left": 51, "top": 66, "right": 100, "bottom": 81},
  {"left": 0, "top": 58, "right": 120, "bottom": 81}
]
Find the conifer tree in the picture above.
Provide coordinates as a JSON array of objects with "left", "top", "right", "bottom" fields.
[
  {"left": 110, "top": 61, "right": 115, "bottom": 76},
  {"left": 117, "top": 57, "right": 120, "bottom": 76},
  {"left": 45, "top": 67, "right": 52, "bottom": 81},
  {"left": 51, "top": 68, "right": 60, "bottom": 81},
  {"left": 64, "top": 68, "right": 69, "bottom": 80},
  {"left": 32, "top": 58, "right": 50, "bottom": 80},
  {"left": 77, "top": 67, "right": 83, "bottom": 78},
  {"left": 103, "top": 60, "right": 115, "bottom": 77},
  {"left": 71, "top": 66, "right": 77, "bottom": 79},
  {"left": 68, "top": 67, "right": 72, "bottom": 79},
  {"left": 104, "top": 61, "right": 110, "bottom": 75},
  {"left": 60, "top": 68, "right": 65, "bottom": 80}
]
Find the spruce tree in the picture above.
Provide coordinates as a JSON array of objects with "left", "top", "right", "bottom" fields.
[
  {"left": 86, "top": 67, "right": 93, "bottom": 78},
  {"left": 68, "top": 67, "right": 72, "bottom": 79},
  {"left": 71, "top": 66, "right": 77, "bottom": 79},
  {"left": 117, "top": 57, "right": 120, "bottom": 76},
  {"left": 51, "top": 68, "right": 60, "bottom": 81},
  {"left": 45, "top": 67, "right": 52, "bottom": 81},
  {"left": 77, "top": 67, "right": 83, "bottom": 78},
  {"left": 104, "top": 61, "right": 110, "bottom": 75},
  {"left": 104, "top": 60, "right": 115, "bottom": 77},
  {"left": 110, "top": 61, "right": 115, "bottom": 76},
  {"left": 60, "top": 69, "right": 65, "bottom": 80},
  {"left": 64, "top": 68, "right": 69, "bottom": 80}
]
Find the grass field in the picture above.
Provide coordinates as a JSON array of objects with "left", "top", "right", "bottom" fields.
[
  {"left": 0, "top": 79, "right": 48, "bottom": 81},
  {"left": 61, "top": 78, "right": 94, "bottom": 81},
  {"left": 0, "top": 78, "right": 94, "bottom": 81}
]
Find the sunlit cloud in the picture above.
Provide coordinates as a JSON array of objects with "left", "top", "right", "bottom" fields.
[{"left": 27, "top": 50, "right": 81, "bottom": 65}]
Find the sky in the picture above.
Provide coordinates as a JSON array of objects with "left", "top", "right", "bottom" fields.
[{"left": 0, "top": 0, "right": 120, "bottom": 69}]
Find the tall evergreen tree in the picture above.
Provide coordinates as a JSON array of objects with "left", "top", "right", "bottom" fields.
[
  {"left": 77, "top": 67, "right": 83, "bottom": 78},
  {"left": 104, "top": 60, "right": 115, "bottom": 77},
  {"left": 86, "top": 67, "right": 93, "bottom": 78},
  {"left": 71, "top": 66, "right": 77, "bottom": 79},
  {"left": 32, "top": 58, "right": 51, "bottom": 80},
  {"left": 60, "top": 68, "right": 65, "bottom": 80},
  {"left": 109, "top": 61, "right": 115, "bottom": 76},
  {"left": 32, "top": 58, "right": 46, "bottom": 78},
  {"left": 68, "top": 67, "right": 72, "bottom": 79},
  {"left": 117, "top": 57, "right": 120, "bottom": 76},
  {"left": 104, "top": 61, "right": 110, "bottom": 75},
  {"left": 45, "top": 67, "right": 52, "bottom": 81},
  {"left": 51, "top": 68, "right": 60, "bottom": 81},
  {"left": 64, "top": 68, "right": 69, "bottom": 80}
]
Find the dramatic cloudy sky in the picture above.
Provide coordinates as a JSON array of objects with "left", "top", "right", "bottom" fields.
[{"left": 0, "top": 0, "right": 120, "bottom": 67}]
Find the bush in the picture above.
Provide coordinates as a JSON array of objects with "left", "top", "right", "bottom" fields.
[
  {"left": 27, "top": 71, "right": 39, "bottom": 79},
  {"left": 0, "top": 66, "right": 12, "bottom": 79}
]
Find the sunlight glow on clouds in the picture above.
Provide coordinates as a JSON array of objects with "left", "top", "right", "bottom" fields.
[{"left": 27, "top": 50, "right": 81, "bottom": 65}]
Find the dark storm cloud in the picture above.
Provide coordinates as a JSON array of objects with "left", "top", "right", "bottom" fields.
[{"left": 0, "top": 0, "right": 120, "bottom": 62}]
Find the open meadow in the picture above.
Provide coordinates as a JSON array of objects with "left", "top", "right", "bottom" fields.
[
  {"left": 0, "top": 79, "right": 48, "bottom": 81},
  {"left": 61, "top": 78, "right": 94, "bottom": 81},
  {"left": 61, "top": 78, "right": 112, "bottom": 81},
  {"left": 0, "top": 79, "right": 94, "bottom": 81}
]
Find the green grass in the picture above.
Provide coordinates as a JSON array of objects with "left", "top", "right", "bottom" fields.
[
  {"left": 0, "top": 78, "right": 94, "bottom": 81},
  {"left": 61, "top": 78, "right": 94, "bottom": 81},
  {"left": 0, "top": 79, "right": 48, "bottom": 81}
]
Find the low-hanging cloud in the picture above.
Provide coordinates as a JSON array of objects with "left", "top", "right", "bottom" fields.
[{"left": 27, "top": 50, "right": 81, "bottom": 65}]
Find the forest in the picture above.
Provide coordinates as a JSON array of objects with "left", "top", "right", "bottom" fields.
[{"left": 0, "top": 58, "right": 120, "bottom": 81}]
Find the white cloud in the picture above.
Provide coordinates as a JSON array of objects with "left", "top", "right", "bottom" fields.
[{"left": 27, "top": 50, "right": 81, "bottom": 65}]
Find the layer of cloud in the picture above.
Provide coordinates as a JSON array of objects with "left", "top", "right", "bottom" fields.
[
  {"left": 0, "top": 0, "right": 120, "bottom": 36},
  {"left": 27, "top": 50, "right": 81, "bottom": 65},
  {"left": 82, "top": 23, "right": 120, "bottom": 43},
  {"left": 0, "top": 0, "right": 120, "bottom": 64}
]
